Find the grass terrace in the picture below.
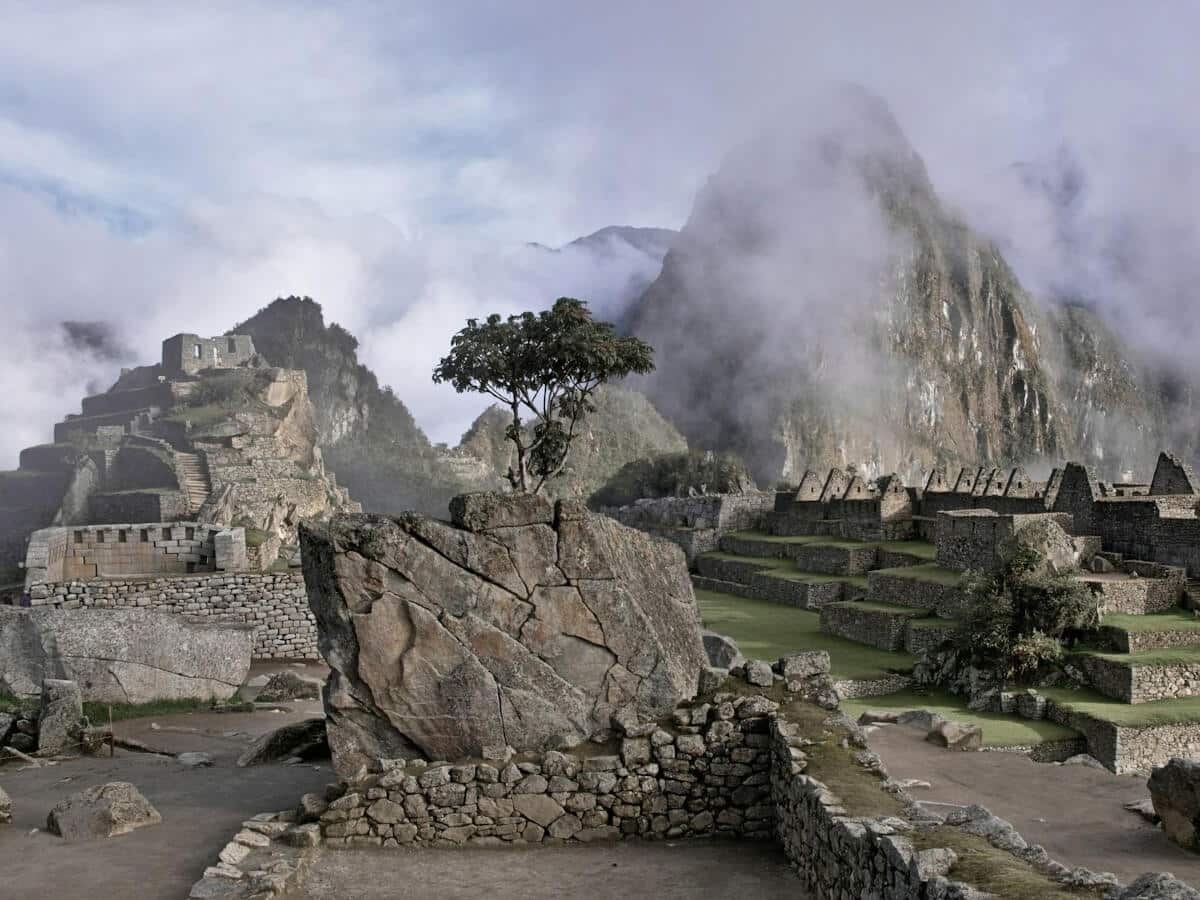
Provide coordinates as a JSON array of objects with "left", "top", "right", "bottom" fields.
[
  {"left": 1041, "top": 686, "right": 1200, "bottom": 728},
  {"left": 872, "top": 562, "right": 963, "bottom": 586},
  {"left": 696, "top": 588, "right": 915, "bottom": 681},
  {"left": 839, "top": 688, "right": 1079, "bottom": 747},
  {"left": 1073, "top": 646, "right": 1200, "bottom": 668},
  {"left": 1101, "top": 610, "right": 1200, "bottom": 633}
]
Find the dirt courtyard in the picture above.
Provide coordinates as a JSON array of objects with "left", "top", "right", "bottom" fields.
[
  {"left": 291, "top": 839, "right": 807, "bottom": 900},
  {"left": 0, "top": 701, "right": 330, "bottom": 900},
  {"left": 866, "top": 721, "right": 1200, "bottom": 887}
]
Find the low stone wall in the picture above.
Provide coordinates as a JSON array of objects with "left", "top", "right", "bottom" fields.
[
  {"left": 319, "top": 693, "right": 780, "bottom": 848},
  {"left": 820, "top": 602, "right": 921, "bottom": 652},
  {"left": 1078, "top": 654, "right": 1200, "bottom": 704},
  {"left": 25, "top": 571, "right": 315, "bottom": 660},
  {"left": 832, "top": 674, "right": 914, "bottom": 700},
  {"left": 1085, "top": 571, "right": 1185, "bottom": 615},
  {"left": 866, "top": 570, "right": 968, "bottom": 618},
  {"left": 604, "top": 493, "right": 773, "bottom": 565},
  {"left": 1046, "top": 697, "right": 1200, "bottom": 773},
  {"left": 695, "top": 555, "right": 776, "bottom": 584},
  {"left": 791, "top": 544, "right": 878, "bottom": 576},
  {"left": 904, "top": 620, "right": 960, "bottom": 656},
  {"left": 1099, "top": 624, "right": 1200, "bottom": 653}
]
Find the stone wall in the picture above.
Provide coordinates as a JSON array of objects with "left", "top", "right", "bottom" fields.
[
  {"left": 89, "top": 489, "right": 188, "bottom": 525},
  {"left": 1083, "top": 569, "right": 1186, "bottom": 615},
  {"left": 820, "top": 603, "right": 917, "bottom": 652},
  {"left": 865, "top": 570, "right": 969, "bottom": 619},
  {"left": 604, "top": 493, "right": 773, "bottom": 565},
  {"left": 1100, "top": 624, "right": 1200, "bottom": 653},
  {"left": 319, "top": 691, "right": 781, "bottom": 848},
  {"left": 23, "top": 522, "right": 247, "bottom": 590},
  {"left": 23, "top": 571, "right": 315, "bottom": 660},
  {"left": 1077, "top": 655, "right": 1200, "bottom": 704},
  {"left": 1047, "top": 697, "right": 1200, "bottom": 774},
  {"left": 935, "top": 511, "right": 1072, "bottom": 573}
]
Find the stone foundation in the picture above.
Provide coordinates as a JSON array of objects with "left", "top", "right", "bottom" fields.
[
  {"left": 691, "top": 573, "right": 853, "bottom": 611},
  {"left": 26, "top": 571, "right": 315, "bottom": 660},
  {"left": 1047, "top": 697, "right": 1200, "bottom": 773},
  {"left": 1077, "top": 654, "right": 1200, "bottom": 704},
  {"left": 319, "top": 692, "right": 780, "bottom": 848},
  {"left": 866, "top": 569, "right": 968, "bottom": 618},
  {"left": 820, "top": 602, "right": 927, "bottom": 652}
]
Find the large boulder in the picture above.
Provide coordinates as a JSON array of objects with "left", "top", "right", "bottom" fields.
[
  {"left": 237, "top": 718, "right": 327, "bottom": 767},
  {"left": 702, "top": 631, "right": 744, "bottom": 670},
  {"left": 256, "top": 670, "right": 321, "bottom": 703},
  {"left": 38, "top": 679, "right": 83, "bottom": 756},
  {"left": 47, "top": 781, "right": 161, "bottom": 841},
  {"left": 1002, "top": 518, "right": 1078, "bottom": 577},
  {"left": 0, "top": 785, "right": 10, "bottom": 824},
  {"left": 300, "top": 494, "right": 708, "bottom": 775},
  {"left": 1150, "top": 758, "right": 1200, "bottom": 851},
  {"left": 0, "top": 608, "right": 252, "bottom": 704}
]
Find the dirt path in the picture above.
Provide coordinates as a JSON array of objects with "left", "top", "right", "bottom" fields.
[
  {"left": 866, "top": 722, "right": 1200, "bottom": 886},
  {"left": 0, "top": 702, "right": 331, "bottom": 900},
  {"left": 292, "top": 839, "right": 807, "bottom": 900}
]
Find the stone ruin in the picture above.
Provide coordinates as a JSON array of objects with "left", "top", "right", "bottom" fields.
[{"left": 299, "top": 492, "right": 708, "bottom": 775}]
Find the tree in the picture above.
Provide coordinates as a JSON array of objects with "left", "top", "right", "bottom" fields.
[
  {"left": 956, "top": 540, "right": 1099, "bottom": 682},
  {"left": 433, "top": 298, "right": 655, "bottom": 493}
]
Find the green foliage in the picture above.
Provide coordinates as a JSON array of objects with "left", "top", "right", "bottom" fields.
[
  {"left": 957, "top": 543, "right": 1098, "bottom": 682},
  {"left": 590, "top": 449, "right": 756, "bottom": 508},
  {"left": 433, "top": 298, "right": 655, "bottom": 493},
  {"left": 186, "top": 370, "right": 269, "bottom": 409}
]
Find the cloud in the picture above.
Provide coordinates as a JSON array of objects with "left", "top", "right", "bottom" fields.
[{"left": 2, "top": 1, "right": 1200, "bottom": 467}]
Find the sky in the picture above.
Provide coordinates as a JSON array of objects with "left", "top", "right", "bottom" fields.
[{"left": 1, "top": 2, "right": 1199, "bottom": 465}]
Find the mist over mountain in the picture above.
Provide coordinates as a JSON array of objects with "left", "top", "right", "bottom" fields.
[{"left": 626, "top": 86, "right": 1196, "bottom": 484}]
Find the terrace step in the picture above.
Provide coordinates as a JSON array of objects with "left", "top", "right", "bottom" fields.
[
  {"left": 819, "top": 599, "right": 933, "bottom": 652},
  {"left": 690, "top": 567, "right": 861, "bottom": 611},
  {"left": 866, "top": 565, "right": 969, "bottom": 618},
  {"left": 1098, "top": 611, "right": 1200, "bottom": 653},
  {"left": 1074, "top": 647, "right": 1200, "bottom": 704},
  {"left": 716, "top": 531, "right": 935, "bottom": 575}
]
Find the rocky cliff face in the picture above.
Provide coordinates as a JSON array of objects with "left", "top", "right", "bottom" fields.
[
  {"left": 300, "top": 493, "right": 707, "bottom": 774},
  {"left": 627, "top": 86, "right": 1185, "bottom": 484}
]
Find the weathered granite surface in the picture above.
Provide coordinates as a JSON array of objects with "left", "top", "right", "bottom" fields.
[
  {"left": 300, "top": 493, "right": 708, "bottom": 775},
  {"left": 1150, "top": 758, "right": 1200, "bottom": 851},
  {"left": 0, "top": 607, "right": 253, "bottom": 703},
  {"left": 47, "top": 781, "right": 162, "bottom": 841}
]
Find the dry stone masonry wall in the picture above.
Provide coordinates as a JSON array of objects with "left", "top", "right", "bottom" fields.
[
  {"left": 23, "top": 571, "right": 315, "bottom": 660},
  {"left": 318, "top": 691, "right": 780, "bottom": 848}
]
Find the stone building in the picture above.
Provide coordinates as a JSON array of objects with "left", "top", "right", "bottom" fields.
[{"left": 161, "top": 332, "right": 257, "bottom": 376}]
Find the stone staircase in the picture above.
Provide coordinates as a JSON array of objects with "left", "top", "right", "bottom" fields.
[{"left": 176, "top": 452, "right": 212, "bottom": 514}]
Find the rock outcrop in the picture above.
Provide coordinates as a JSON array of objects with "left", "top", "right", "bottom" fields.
[
  {"left": 47, "top": 782, "right": 161, "bottom": 841},
  {"left": 300, "top": 493, "right": 708, "bottom": 775},
  {"left": 626, "top": 84, "right": 1195, "bottom": 483},
  {"left": 1150, "top": 758, "right": 1200, "bottom": 851},
  {"left": 237, "top": 718, "right": 327, "bottom": 767},
  {"left": 0, "top": 608, "right": 252, "bottom": 703},
  {"left": 38, "top": 678, "right": 83, "bottom": 756}
]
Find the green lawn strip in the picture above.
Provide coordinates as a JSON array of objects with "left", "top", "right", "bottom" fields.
[
  {"left": 723, "top": 531, "right": 830, "bottom": 545},
  {"left": 759, "top": 568, "right": 868, "bottom": 589},
  {"left": 1073, "top": 646, "right": 1200, "bottom": 667},
  {"left": 1101, "top": 610, "right": 1200, "bottom": 633},
  {"left": 82, "top": 697, "right": 210, "bottom": 724},
  {"left": 1041, "top": 686, "right": 1200, "bottom": 727},
  {"left": 695, "top": 589, "right": 914, "bottom": 680},
  {"left": 873, "top": 563, "right": 963, "bottom": 586},
  {"left": 698, "top": 551, "right": 786, "bottom": 568},
  {"left": 876, "top": 539, "right": 937, "bottom": 560},
  {"left": 827, "top": 599, "right": 930, "bottom": 617},
  {"left": 840, "top": 688, "right": 1079, "bottom": 746}
]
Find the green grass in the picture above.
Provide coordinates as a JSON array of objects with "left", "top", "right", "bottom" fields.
[
  {"left": 912, "top": 828, "right": 1091, "bottom": 900},
  {"left": 828, "top": 599, "right": 930, "bottom": 617},
  {"left": 873, "top": 563, "right": 963, "bottom": 586},
  {"left": 1075, "top": 646, "right": 1200, "bottom": 667},
  {"left": 0, "top": 690, "right": 37, "bottom": 715},
  {"left": 839, "top": 688, "right": 1079, "bottom": 747},
  {"left": 82, "top": 697, "right": 211, "bottom": 723},
  {"left": 696, "top": 588, "right": 915, "bottom": 680},
  {"left": 699, "top": 552, "right": 868, "bottom": 588},
  {"left": 1102, "top": 610, "right": 1200, "bottom": 633},
  {"left": 876, "top": 539, "right": 937, "bottom": 560},
  {"left": 1042, "top": 686, "right": 1200, "bottom": 727},
  {"left": 724, "top": 531, "right": 829, "bottom": 545},
  {"left": 244, "top": 527, "right": 272, "bottom": 548}
]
